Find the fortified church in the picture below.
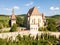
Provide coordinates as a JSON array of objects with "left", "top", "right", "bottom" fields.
[{"left": 10, "top": 7, "right": 46, "bottom": 31}]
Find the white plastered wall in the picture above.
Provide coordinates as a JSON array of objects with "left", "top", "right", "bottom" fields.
[
  {"left": 11, "top": 20, "right": 16, "bottom": 26},
  {"left": 30, "top": 15, "right": 44, "bottom": 27}
]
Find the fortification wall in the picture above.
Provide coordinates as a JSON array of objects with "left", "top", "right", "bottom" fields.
[
  {"left": 0, "top": 31, "right": 60, "bottom": 39},
  {"left": 38, "top": 32, "right": 60, "bottom": 38}
]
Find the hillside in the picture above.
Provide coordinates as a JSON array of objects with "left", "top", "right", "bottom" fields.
[
  {"left": 0, "top": 14, "right": 60, "bottom": 22},
  {"left": 0, "top": 14, "right": 60, "bottom": 26},
  {"left": 0, "top": 14, "right": 60, "bottom": 21},
  {"left": 46, "top": 15, "right": 60, "bottom": 25},
  {"left": 0, "top": 14, "right": 26, "bottom": 20},
  {"left": 0, "top": 15, "right": 9, "bottom": 20}
]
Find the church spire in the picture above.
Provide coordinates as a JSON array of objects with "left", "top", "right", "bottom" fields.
[
  {"left": 12, "top": 8, "right": 14, "bottom": 15},
  {"left": 11, "top": 8, "right": 16, "bottom": 26},
  {"left": 11, "top": 8, "right": 16, "bottom": 20}
]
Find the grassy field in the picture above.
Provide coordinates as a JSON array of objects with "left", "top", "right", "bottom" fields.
[{"left": 0, "top": 15, "right": 9, "bottom": 20}]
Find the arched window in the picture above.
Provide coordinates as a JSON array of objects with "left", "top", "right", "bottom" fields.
[
  {"left": 32, "top": 19, "right": 36, "bottom": 24},
  {"left": 32, "top": 19, "right": 34, "bottom": 24},
  {"left": 34, "top": 19, "right": 35, "bottom": 24}
]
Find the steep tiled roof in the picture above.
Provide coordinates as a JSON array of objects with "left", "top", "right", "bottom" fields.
[
  {"left": 11, "top": 14, "right": 16, "bottom": 20},
  {"left": 27, "top": 7, "right": 41, "bottom": 16}
]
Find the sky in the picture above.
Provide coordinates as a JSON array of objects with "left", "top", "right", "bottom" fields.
[{"left": 0, "top": 0, "right": 60, "bottom": 16}]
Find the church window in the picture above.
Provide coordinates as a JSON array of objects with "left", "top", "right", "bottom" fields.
[
  {"left": 32, "top": 19, "right": 34, "bottom": 24},
  {"left": 34, "top": 19, "right": 35, "bottom": 24},
  {"left": 32, "top": 19, "right": 35, "bottom": 24}
]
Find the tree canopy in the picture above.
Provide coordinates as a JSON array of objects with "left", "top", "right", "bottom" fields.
[{"left": 47, "top": 18, "right": 58, "bottom": 31}]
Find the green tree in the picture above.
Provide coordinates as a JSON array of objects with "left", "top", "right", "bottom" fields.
[
  {"left": 47, "top": 18, "right": 58, "bottom": 32},
  {"left": 0, "top": 38, "right": 7, "bottom": 45},
  {"left": 10, "top": 24, "right": 17, "bottom": 32},
  {"left": 0, "top": 23, "right": 3, "bottom": 29},
  {"left": 16, "top": 16, "right": 24, "bottom": 27}
]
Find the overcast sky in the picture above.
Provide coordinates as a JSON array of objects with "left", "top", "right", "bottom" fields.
[{"left": 0, "top": 0, "right": 60, "bottom": 16}]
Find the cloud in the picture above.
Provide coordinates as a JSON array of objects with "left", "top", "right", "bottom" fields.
[
  {"left": 13, "top": 6, "right": 20, "bottom": 10},
  {"left": 50, "top": 6, "right": 59, "bottom": 11},
  {"left": 25, "top": 2, "right": 33, "bottom": 6},
  {"left": 2, "top": 6, "right": 20, "bottom": 11},
  {"left": 3, "top": 8, "right": 11, "bottom": 11}
]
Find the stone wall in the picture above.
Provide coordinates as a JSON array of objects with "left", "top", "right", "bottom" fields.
[
  {"left": 0, "top": 28, "right": 10, "bottom": 31},
  {"left": 0, "top": 31, "right": 60, "bottom": 39},
  {"left": 0, "top": 31, "right": 29, "bottom": 39},
  {"left": 38, "top": 31, "right": 60, "bottom": 38}
]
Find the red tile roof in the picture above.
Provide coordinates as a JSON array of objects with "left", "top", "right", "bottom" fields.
[{"left": 27, "top": 7, "right": 42, "bottom": 16}]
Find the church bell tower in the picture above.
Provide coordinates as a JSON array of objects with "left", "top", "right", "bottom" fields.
[{"left": 11, "top": 8, "right": 16, "bottom": 26}]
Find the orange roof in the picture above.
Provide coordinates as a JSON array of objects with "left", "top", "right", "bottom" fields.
[
  {"left": 11, "top": 14, "right": 16, "bottom": 20},
  {"left": 27, "top": 7, "right": 41, "bottom": 16}
]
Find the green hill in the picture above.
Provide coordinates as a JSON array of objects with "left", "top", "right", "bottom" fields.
[
  {"left": 0, "top": 15, "right": 9, "bottom": 20},
  {"left": 0, "top": 14, "right": 26, "bottom": 20},
  {"left": 46, "top": 15, "right": 60, "bottom": 24},
  {"left": 0, "top": 14, "right": 60, "bottom": 27}
]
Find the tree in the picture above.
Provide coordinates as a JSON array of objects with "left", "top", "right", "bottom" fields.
[
  {"left": 47, "top": 18, "right": 58, "bottom": 32},
  {"left": 0, "top": 38, "right": 7, "bottom": 45},
  {"left": 16, "top": 16, "right": 24, "bottom": 27},
  {"left": 38, "top": 27, "right": 44, "bottom": 31},
  {"left": 10, "top": 24, "right": 17, "bottom": 32},
  {"left": 0, "top": 23, "right": 3, "bottom": 29}
]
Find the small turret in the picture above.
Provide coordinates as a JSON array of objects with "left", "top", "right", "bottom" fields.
[
  {"left": 42, "top": 13, "right": 46, "bottom": 26},
  {"left": 11, "top": 8, "right": 16, "bottom": 20},
  {"left": 11, "top": 8, "right": 16, "bottom": 26}
]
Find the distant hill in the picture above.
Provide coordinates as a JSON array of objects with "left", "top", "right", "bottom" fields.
[
  {"left": 51, "top": 15, "right": 60, "bottom": 18},
  {"left": 0, "top": 15, "right": 9, "bottom": 20},
  {"left": 46, "top": 15, "right": 60, "bottom": 27},
  {"left": 0, "top": 14, "right": 60, "bottom": 23},
  {"left": 46, "top": 15, "right": 60, "bottom": 23},
  {"left": 0, "top": 14, "right": 26, "bottom": 20}
]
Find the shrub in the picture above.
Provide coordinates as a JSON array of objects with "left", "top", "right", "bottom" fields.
[
  {"left": 0, "top": 24, "right": 3, "bottom": 29},
  {"left": 38, "top": 27, "right": 44, "bottom": 31},
  {"left": 10, "top": 24, "right": 17, "bottom": 32},
  {"left": 47, "top": 18, "right": 58, "bottom": 32}
]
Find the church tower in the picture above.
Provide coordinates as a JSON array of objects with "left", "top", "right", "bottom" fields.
[{"left": 11, "top": 8, "right": 16, "bottom": 26}]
